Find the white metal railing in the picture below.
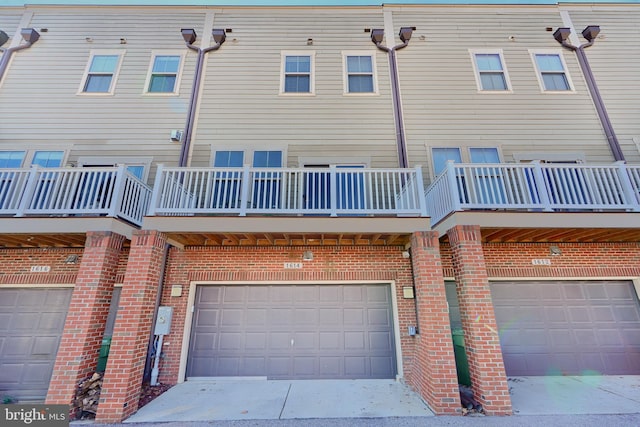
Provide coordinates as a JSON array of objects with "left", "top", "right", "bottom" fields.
[
  {"left": 424, "top": 161, "right": 640, "bottom": 225},
  {"left": 149, "top": 165, "right": 428, "bottom": 217},
  {"left": 0, "top": 165, "right": 151, "bottom": 226}
]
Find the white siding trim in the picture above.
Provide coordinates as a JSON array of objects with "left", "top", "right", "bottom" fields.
[
  {"left": 77, "top": 49, "right": 126, "bottom": 96},
  {"left": 529, "top": 49, "right": 575, "bottom": 93},
  {"left": 279, "top": 50, "right": 316, "bottom": 96},
  {"left": 142, "top": 50, "right": 187, "bottom": 96},
  {"left": 341, "top": 50, "right": 379, "bottom": 96},
  {"left": 468, "top": 49, "right": 513, "bottom": 93}
]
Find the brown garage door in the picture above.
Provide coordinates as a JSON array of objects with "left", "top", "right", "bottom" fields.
[
  {"left": 491, "top": 281, "right": 640, "bottom": 376},
  {"left": 187, "top": 284, "right": 396, "bottom": 379},
  {"left": 0, "top": 288, "right": 72, "bottom": 401}
]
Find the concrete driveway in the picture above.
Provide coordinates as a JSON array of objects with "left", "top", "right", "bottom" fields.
[
  {"left": 122, "top": 376, "right": 640, "bottom": 423},
  {"left": 124, "top": 379, "right": 434, "bottom": 423}
]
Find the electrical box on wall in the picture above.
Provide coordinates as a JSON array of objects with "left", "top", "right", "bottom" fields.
[{"left": 154, "top": 306, "right": 173, "bottom": 336}]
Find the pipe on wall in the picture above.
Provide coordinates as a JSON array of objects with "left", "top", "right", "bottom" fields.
[
  {"left": 179, "top": 31, "right": 225, "bottom": 167},
  {"left": 555, "top": 29, "right": 625, "bottom": 162},
  {"left": 372, "top": 29, "right": 412, "bottom": 169}
]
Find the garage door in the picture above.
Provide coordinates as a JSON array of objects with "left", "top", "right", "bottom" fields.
[
  {"left": 491, "top": 281, "right": 640, "bottom": 376},
  {"left": 187, "top": 284, "right": 396, "bottom": 379},
  {"left": 0, "top": 288, "right": 72, "bottom": 401}
]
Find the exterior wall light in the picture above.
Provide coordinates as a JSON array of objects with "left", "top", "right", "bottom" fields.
[{"left": 302, "top": 250, "right": 314, "bottom": 261}]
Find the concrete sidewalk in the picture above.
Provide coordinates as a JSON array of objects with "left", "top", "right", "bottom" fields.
[{"left": 123, "top": 379, "right": 434, "bottom": 423}]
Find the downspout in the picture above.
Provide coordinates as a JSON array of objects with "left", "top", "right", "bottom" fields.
[
  {"left": 371, "top": 27, "right": 414, "bottom": 169},
  {"left": 178, "top": 29, "right": 226, "bottom": 167},
  {"left": 0, "top": 28, "right": 40, "bottom": 84},
  {"left": 553, "top": 26, "right": 624, "bottom": 162}
]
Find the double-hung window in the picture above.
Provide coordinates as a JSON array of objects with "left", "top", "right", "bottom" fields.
[
  {"left": 471, "top": 51, "right": 511, "bottom": 92},
  {"left": 80, "top": 51, "right": 124, "bottom": 94},
  {"left": 532, "top": 52, "right": 573, "bottom": 91},
  {"left": 344, "top": 54, "right": 376, "bottom": 94},
  {"left": 145, "top": 52, "right": 184, "bottom": 94},
  {"left": 281, "top": 53, "right": 314, "bottom": 94}
]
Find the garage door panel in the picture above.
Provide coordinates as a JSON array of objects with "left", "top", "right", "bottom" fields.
[
  {"left": 38, "top": 312, "right": 67, "bottom": 330},
  {"left": 199, "top": 287, "right": 222, "bottom": 304},
  {"left": 224, "top": 287, "right": 246, "bottom": 303},
  {"left": 195, "top": 309, "right": 219, "bottom": 327},
  {"left": 12, "top": 313, "right": 40, "bottom": 330},
  {"left": 0, "top": 363, "right": 23, "bottom": 382},
  {"left": 32, "top": 336, "right": 59, "bottom": 356},
  {"left": 6, "top": 337, "right": 32, "bottom": 357},
  {"left": 188, "top": 284, "right": 396, "bottom": 379},
  {"left": 491, "top": 281, "right": 640, "bottom": 376}
]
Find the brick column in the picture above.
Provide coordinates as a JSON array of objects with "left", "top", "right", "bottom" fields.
[
  {"left": 447, "top": 225, "right": 511, "bottom": 415},
  {"left": 96, "top": 230, "right": 167, "bottom": 423},
  {"left": 408, "top": 231, "right": 460, "bottom": 414},
  {"left": 46, "top": 231, "right": 126, "bottom": 413}
]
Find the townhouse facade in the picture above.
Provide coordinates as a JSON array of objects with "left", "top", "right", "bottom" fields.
[{"left": 0, "top": 1, "right": 639, "bottom": 422}]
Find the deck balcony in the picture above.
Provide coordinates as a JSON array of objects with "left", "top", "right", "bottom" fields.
[
  {"left": 424, "top": 161, "right": 640, "bottom": 241},
  {"left": 0, "top": 165, "right": 151, "bottom": 225}
]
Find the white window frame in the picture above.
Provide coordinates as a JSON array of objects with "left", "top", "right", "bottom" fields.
[
  {"left": 143, "top": 50, "right": 186, "bottom": 96},
  {"left": 342, "top": 51, "right": 378, "bottom": 95},
  {"left": 78, "top": 50, "right": 125, "bottom": 96},
  {"left": 427, "top": 145, "right": 503, "bottom": 179},
  {"left": 77, "top": 156, "right": 153, "bottom": 181},
  {"left": 469, "top": 49, "right": 512, "bottom": 93},
  {"left": 529, "top": 49, "right": 575, "bottom": 93},
  {"left": 280, "top": 51, "right": 315, "bottom": 96},
  {"left": 210, "top": 146, "right": 288, "bottom": 168}
]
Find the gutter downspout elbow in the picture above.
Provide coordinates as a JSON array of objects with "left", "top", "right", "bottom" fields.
[
  {"left": 0, "top": 41, "right": 35, "bottom": 84},
  {"left": 558, "top": 38, "right": 624, "bottom": 162},
  {"left": 373, "top": 40, "right": 410, "bottom": 169},
  {"left": 178, "top": 40, "right": 224, "bottom": 168}
]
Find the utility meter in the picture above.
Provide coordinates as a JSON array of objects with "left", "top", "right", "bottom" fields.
[{"left": 154, "top": 306, "right": 173, "bottom": 336}]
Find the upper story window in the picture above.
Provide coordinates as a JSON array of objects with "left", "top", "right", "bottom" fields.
[
  {"left": 343, "top": 53, "right": 376, "bottom": 94},
  {"left": 31, "top": 151, "right": 64, "bottom": 167},
  {"left": 0, "top": 151, "right": 26, "bottom": 168},
  {"left": 470, "top": 51, "right": 511, "bottom": 92},
  {"left": 214, "top": 151, "right": 244, "bottom": 168},
  {"left": 253, "top": 151, "right": 282, "bottom": 168},
  {"left": 281, "top": 52, "right": 314, "bottom": 94},
  {"left": 0, "top": 150, "right": 65, "bottom": 168},
  {"left": 430, "top": 147, "right": 500, "bottom": 177},
  {"left": 79, "top": 51, "right": 124, "bottom": 95},
  {"left": 532, "top": 52, "right": 573, "bottom": 92},
  {"left": 145, "top": 52, "right": 184, "bottom": 94}
]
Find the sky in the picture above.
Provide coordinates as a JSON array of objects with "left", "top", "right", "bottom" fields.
[{"left": 3, "top": 0, "right": 640, "bottom": 6}]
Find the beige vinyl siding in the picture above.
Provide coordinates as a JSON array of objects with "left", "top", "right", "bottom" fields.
[
  {"left": 196, "top": 8, "right": 399, "bottom": 169},
  {"left": 0, "top": 10, "right": 24, "bottom": 43},
  {"left": 0, "top": 7, "right": 207, "bottom": 171},
  {"left": 562, "top": 5, "right": 640, "bottom": 164},
  {"left": 388, "top": 5, "right": 617, "bottom": 180}
]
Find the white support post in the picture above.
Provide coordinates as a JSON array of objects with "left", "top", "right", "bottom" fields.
[
  {"left": 108, "top": 164, "right": 127, "bottom": 218},
  {"left": 330, "top": 165, "right": 338, "bottom": 217},
  {"left": 15, "top": 166, "right": 40, "bottom": 217},
  {"left": 239, "top": 164, "right": 251, "bottom": 217},
  {"left": 147, "top": 164, "right": 164, "bottom": 216},
  {"left": 414, "top": 166, "right": 428, "bottom": 217},
  {"left": 616, "top": 161, "right": 640, "bottom": 211},
  {"left": 532, "top": 161, "right": 553, "bottom": 212}
]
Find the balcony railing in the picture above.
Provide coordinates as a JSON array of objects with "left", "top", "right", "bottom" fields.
[
  {"left": 424, "top": 161, "right": 640, "bottom": 225},
  {"left": 0, "top": 165, "right": 152, "bottom": 226},
  {"left": 148, "top": 165, "right": 428, "bottom": 217}
]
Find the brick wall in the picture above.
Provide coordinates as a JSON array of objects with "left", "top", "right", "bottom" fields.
[{"left": 0, "top": 248, "right": 82, "bottom": 284}]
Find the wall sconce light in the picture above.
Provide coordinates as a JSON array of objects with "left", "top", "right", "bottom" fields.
[
  {"left": 302, "top": 250, "right": 313, "bottom": 261},
  {"left": 550, "top": 246, "right": 562, "bottom": 256},
  {"left": 64, "top": 255, "right": 79, "bottom": 264},
  {"left": 306, "top": 38, "right": 313, "bottom": 45},
  {"left": 401, "top": 250, "right": 410, "bottom": 259},
  {"left": 119, "top": 37, "right": 127, "bottom": 44}
]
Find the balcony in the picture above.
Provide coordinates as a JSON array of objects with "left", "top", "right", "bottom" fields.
[
  {"left": 148, "top": 165, "right": 428, "bottom": 217},
  {"left": 0, "top": 165, "right": 152, "bottom": 227},
  {"left": 425, "top": 161, "right": 640, "bottom": 231}
]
